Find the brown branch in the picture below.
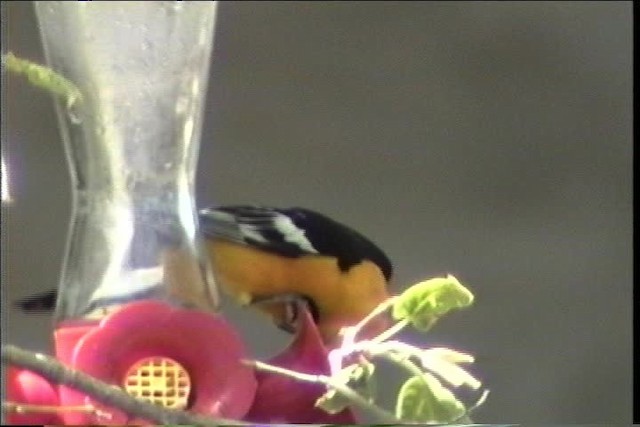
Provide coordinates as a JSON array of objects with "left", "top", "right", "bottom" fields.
[
  {"left": 1, "top": 344, "right": 246, "bottom": 426},
  {"left": 246, "top": 359, "right": 400, "bottom": 423}
]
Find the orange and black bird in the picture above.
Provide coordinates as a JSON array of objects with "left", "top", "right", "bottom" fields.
[
  {"left": 199, "top": 205, "right": 393, "bottom": 343},
  {"left": 16, "top": 205, "right": 393, "bottom": 345}
]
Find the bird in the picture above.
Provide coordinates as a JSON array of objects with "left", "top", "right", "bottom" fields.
[
  {"left": 15, "top": 205, "right": 394, "bottom": 345},
  {"left": 199, "top": 205, "right": 393, "bottom": 344}
]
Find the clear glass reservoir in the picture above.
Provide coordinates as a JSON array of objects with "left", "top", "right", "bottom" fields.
[{"left": 34, "top": 1, "right": 220, "bottom": 322}]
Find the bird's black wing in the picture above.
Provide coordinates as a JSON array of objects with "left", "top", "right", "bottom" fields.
[{"left": 198, "top": 205, "right": 393, "bottom": 280}]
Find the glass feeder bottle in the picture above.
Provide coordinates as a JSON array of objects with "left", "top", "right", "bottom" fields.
[{"left": 34, "top": 0, "right": 220, "bottom": 337}]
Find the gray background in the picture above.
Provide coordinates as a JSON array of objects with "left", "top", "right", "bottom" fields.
[{"left": 1, "top": 1, "right": 632, "bottom": 424}]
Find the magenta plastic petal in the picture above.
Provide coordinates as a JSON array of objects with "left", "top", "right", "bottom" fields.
[
  {"left": 245, "top": 307, "right": 357, "bottom": 424},
  {"left": 5, "top": 366, "right": 61, "bottom": 425},
  {"left": 67, "top": 300, "right": 256, "bottom": 423}
]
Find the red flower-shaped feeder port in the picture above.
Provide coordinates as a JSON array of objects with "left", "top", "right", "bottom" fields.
[
  {"left": 6, "top": 299, "right": 365, "bottom": 425},
  {"left": 57, "top": 300, "right": 257, "bottom": 425},
  {"left": 5, "top": 365, "right": 62, "bottom": 425},
  {"left": 245, "top": 306, "right": 357, "bottom": 424}
]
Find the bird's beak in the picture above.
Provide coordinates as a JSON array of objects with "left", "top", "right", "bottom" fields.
[
  {"left": 249, "top": 293, "right": 308, "bottom": 334},
  {"left": 275, "top": 321, "right": 297, "bottom": 334},
  {"left": 250, "top": 293, "right": 302, "bottom": 306}
]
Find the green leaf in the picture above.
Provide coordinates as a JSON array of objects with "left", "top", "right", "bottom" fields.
[
  {"left": 392, "top": 274, "right": 474, "bottom": 331},
  {"left": 2, "top": 51, "right": 83, "bottom": 108},
  {"left": 316, "top": 361, "right": 376, "bottom": 414},
  {"left": 395, "top": 374, "right": 466, "bottom": 423}
]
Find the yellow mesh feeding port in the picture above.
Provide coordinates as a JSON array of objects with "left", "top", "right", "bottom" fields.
[{"left": 123, "top": 356, "right": 191, "bottom": 410}]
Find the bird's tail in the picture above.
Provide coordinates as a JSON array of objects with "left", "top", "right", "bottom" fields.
[{"left": 14, "top": 289, "right": 57, "bottom": 312}]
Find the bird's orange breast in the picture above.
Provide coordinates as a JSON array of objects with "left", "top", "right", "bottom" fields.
[{"left": 205, "top": 239, "right": 390, "bottom": 345}]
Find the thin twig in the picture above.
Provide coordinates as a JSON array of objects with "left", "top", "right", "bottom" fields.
[
  {"left": 352, "top": 297, "right": 397, "bottom": 334},
  {"left": 340, "top": 297, "right": 397, "bottom": 347},
  {"left": 3, "top": 401, "right": 98, "bottom": 415},
  {"left": 371, "top": 317, "right": 409, "bottom": 343},
  {"left": 331, "top": 298, "right": 400, "bottom": 376},
  {"left": 451, "top": 389, "right": 489, "bottom": 424},
  {"left": 377, "top": 349, "right": 425, "bottom": 379},
  {"left": 1, "top": 344, "right": 244, "bottom": 426},
  {"left": 246, "top": 359, "right": 400, "bottom": 424}
]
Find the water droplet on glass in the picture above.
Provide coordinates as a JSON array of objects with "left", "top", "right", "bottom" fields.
[
  {"left": 161, "top": 1, "right": 183, "bottom": 15},
  {"left": 67, "top": 98, "right": 83, "bottom": 125}
]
